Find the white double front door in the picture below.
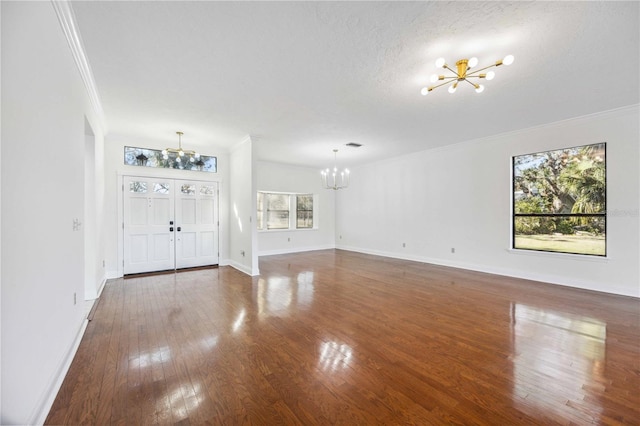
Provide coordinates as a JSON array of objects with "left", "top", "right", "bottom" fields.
[{"left": 124, "top": 176, "right": 219, "bottom": 275}]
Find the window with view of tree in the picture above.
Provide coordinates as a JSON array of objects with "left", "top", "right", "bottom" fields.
[
  {"left": 513, "top": 143, "right": 606, "bottom": 256},
  {"left": 257, "top": 192, "right": 314, "bottom": 230},
  {"left": 296, "top": 195, "right": 313, "bottom": 229}
]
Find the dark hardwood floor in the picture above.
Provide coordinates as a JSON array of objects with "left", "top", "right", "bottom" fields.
[{"left": 46, "top": 249, "right": 640, "bottom": 425}]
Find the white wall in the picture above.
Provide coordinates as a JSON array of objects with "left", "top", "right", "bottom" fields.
[
  {"left": 0, "top": 2, "right": 3, "bottom": 417},
  {"left": 257, "top": 161, "right": 335, "bottom": 255},
  {"left": 336, "top": 106, "right": 640, "bottom": 297},
  {"left": 229, "top": 137, "right": 258, "bottom": 275},
  {"left": 103, "top": 134, "right": 230, "bottom": 277},
  {"left": 1, "top": 2, "right": 105, "bottom": 423}
]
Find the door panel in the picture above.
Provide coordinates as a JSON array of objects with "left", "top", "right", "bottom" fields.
[
  {"left": 124, "top": 177, "right": 175, "bottom": 274},
  {"left": 181, "top": 199, "right": 197, "bottom": 224},
  {"left": 130, "top": 235, "right": 148, "bottom": 263},
  {"left": 175, "top": 180, "right": 219, "bottom": 269},
  {"left": 201, "top": 231, "right": 215, "bottom": 256},
  {"left": 124, "top": 176, "right": 219, "bottom": 274},
  {"left": 181, "top": 232, "right": 197, "bottom": 258},
  {"left": 201, "top": 199, "right": 214, "bottom": 225}
]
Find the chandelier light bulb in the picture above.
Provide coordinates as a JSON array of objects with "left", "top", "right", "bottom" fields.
[
  {"left": 475, "top": 84, "right": 485, "bottom": 93},
  {"left": 429, "top": 74, "right": 439, "bottom": 83},
  {"left": 163, "top": 154, "right": 168, "bottom": 160},
  {"left": 162, "top": 149, "right": 167, "bottom": 155},
  {"left": 468, "top": 57, "right": 478, "bottom": 68},
  {"left": 435, "top": 57, "right": 446, "bottom": 68},
  {"left": 421, "top": 87, "right": 429, "bottom": 96},
  {"left": 503, "top": 55, "right": 514, "bottom": 66},
  {"left": 448, "top": 84, "right": 457, "bottom": 94},
  {"left": 176, "top": 157, "right": 181, "bottom": 163},
  {"left": 486, "top": 71, "right": 495, "bottom": 80}
]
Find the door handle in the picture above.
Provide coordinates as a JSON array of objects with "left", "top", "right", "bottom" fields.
[
  {"left": 170, "top": 227, "right": 174, "bottom": 232},
  {"left": 170, "top": 220, "right": 174, "bottom": 225},
  {"left": 177, "top": 227, "right": 181, "bottom": 232}
]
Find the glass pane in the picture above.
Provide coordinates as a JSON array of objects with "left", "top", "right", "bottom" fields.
[
  {"left": 266, "top": 194, "right": 290, "bottom": 229},
  {"left": 297, "top": 210, "right": 313, "bottom": 229},
  {"left": 200, "top": 185, "right": 215, "bottom": 195},
  {"left": 296, "top": 194, "right": 313, "bottom": 210},
  {"left": 267, "top": 211, "right": 289, "bottom": 229},
  {"left": 296, "top": 194, "right": 313, "bottom": 228},
  {"left": 153, "top": 183, "right": 170, "bottom": 194},
  {"left": 129, "top": 181, "right": 147, "bottom": 193},
  {"left": 513, "top": 143, "right": 606, "bottom": 215},
  {"left": 514, "top": 215, "right": 605, "bottom": 256},
  {"left": 267, "top": 194, "right": 290, "bottom": 211},
  {"left": 181, "top": 184, "right": 196, "bottom": 195}
]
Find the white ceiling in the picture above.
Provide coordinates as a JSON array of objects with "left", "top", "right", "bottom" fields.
[{"left": 71, "top": 1, "right": 639, "bottom": 169}]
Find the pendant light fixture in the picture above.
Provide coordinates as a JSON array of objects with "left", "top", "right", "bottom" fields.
[
  {"left": 162, "top": 131, "right": 200, "bottom": 163},
  {"left": 321, "top": 149, "right": 350, "bottom": 190}
]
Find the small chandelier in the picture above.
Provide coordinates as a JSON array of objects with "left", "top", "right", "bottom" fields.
[
  {"left": 321, "top": 149, "right": 350, "bottom": 190},
  {"left": 162, "top": 131, "right": 200, "bottom": 163},
  {"left": 421, "top": 55, "right": 514, "bottom": 95}
]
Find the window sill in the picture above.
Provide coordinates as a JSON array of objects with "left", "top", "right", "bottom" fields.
[
  {"left": 258, "top": 228, "right": 318, "bottom": 233},
  {"left": 507, "top": 248, "right": 609, "bottom": 263}
]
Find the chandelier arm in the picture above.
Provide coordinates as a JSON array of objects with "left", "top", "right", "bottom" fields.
[
  {"left": 428, "top": 78, "right": 457, "bottom": 91},
  {"left": 463, "top": 78, "right": 478, "bottom": 88},
  {"left": 442, "top": 64, "right": 460, "bottom": 77},
  {"left": 467, "top": 63, "right": 498, "bottom": 74}
]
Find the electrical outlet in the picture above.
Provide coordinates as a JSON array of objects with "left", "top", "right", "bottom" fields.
[
  {"left": 287, "top": 237, "right": 291, "bottom": 242},
  {"left": 102, "top": 260, "right": 106, "bottom": 267},
  {"left": 73, "top": 292, "right": 77, "bottom": 305},
  {"left": 451, "top": 247, "right": 455, "bottom": 254},
  {"left": 339, "top": 235, "right": 342, "bottom": 239},
  {"left": 402, "top": 243, "right": 406, "bottom": 248},
  {"left": 240, "top": 250, "right": 245, "bottom": 257}
]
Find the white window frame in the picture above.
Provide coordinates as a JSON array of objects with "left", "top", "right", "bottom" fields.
[{"left": 257, "top": 191, "right": 317, "bottom": 231}]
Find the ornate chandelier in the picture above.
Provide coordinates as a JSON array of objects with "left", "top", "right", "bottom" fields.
[
  {"left": 162, "top": 131, "right": 200, "bottom": 163},
  {"left": 321, "top": 149, "right": 350, "bottom": 190},
  {"left": 421, "top": 55, "right": 514, "bottom": 95}
]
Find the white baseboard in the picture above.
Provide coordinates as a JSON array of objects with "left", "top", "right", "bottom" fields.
[
  {"left": 96, "top": 275, "right": 107, "bottom": 298},
  {"left": 259, "top": 244, "right": 335, "bottom": 257},
  {"left": 30, "top": 317, "right": 88, "bottom": 425},
  {"left": 336, "top": 245, "right": 638, "bottom": 298},
  {"left": 227, "top": 260, "right": 257, "bottom": 276}
]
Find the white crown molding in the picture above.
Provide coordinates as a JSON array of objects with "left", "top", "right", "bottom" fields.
[{"left": 51, "top": 0, "right": 107, "bottom": 134}]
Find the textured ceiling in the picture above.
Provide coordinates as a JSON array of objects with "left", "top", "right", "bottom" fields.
[{"left": 71, "top": 1, "right": 639, "bottom": 169}]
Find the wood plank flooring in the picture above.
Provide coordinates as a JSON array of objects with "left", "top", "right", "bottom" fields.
[{"left": 46, "top": 249, "right": 640, "bottom": 425}]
